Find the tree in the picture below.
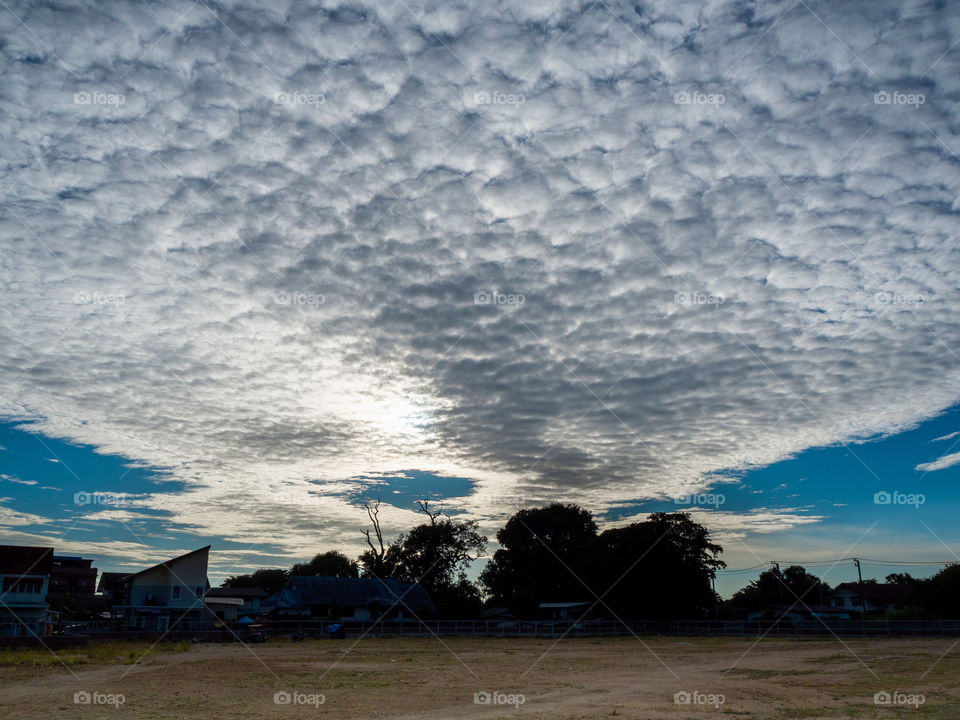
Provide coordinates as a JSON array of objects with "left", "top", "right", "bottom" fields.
[
  {"left": 359, "top": 500, "right": 399, "bottom": 577},
  {"left": 592, "top": 512, "right": 724, "bottom": 619},
  {"left": 290, "top": 550, "right": 359, "bottom": 578},
  {"left": 222, "top": 568, "right": 289, "bottom": 595},
  {"left": 480, "top": 503, "right": 598, "bottom": 616},
  {"left": 729, "top": 565, "right": 831, "bottom": 610},
  {"left": 387, "top": 502, "right": 487, "bottom": 618},
  {"left": 885, "top": 572, "right": 919, "bottom": 585},
  {"left": 915, "top": 565, "right": 960, "bottom": 618}
]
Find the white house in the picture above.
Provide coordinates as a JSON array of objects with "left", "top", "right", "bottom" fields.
[{"left": 112, "top": 546, "right": 211, "bottom": 632}]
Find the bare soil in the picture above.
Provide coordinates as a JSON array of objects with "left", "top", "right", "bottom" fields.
[{"left": 1, "top": 636, "right": 959, "bottom": 718}]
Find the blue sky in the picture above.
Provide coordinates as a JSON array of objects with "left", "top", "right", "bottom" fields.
[{"left": 4, "top": 406, "right": 960, "bottom": 596}]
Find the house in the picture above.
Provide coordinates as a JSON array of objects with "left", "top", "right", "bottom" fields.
[
  {"left": 827, "top": 583, "right": 912, "bottom": 614},
  {"left": 110, "top": 547, "right": 211, "bottom": 632},
  {"left": 96, "top": 571, "right": 129, "bottom": 602},
  {"left": 0, "top": 545, "right": 53, "bottom": 637},
  {"left": 746, "top": 604, "right": 854, "bottom": 622},
  {"left": 49, "top": 556, "right": 98, "bottom": 596},
  {"left": 205, "top": 587, "right": 267, "bottom": 623},
  {"left": 538, "top": 602, "right": 592, "bottom": 621},
  {"left": 271, "top": 576, "right": 435, "bottom": 621}
]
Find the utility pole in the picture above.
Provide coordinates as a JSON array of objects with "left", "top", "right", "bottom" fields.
[
  {"left": 773, "top": 562, "right": 783, "bottom": 605},
  {"left": 711, "top": 575, "right": 718, "bottom": 620},
  {"left": 853, "top": 558, "right": 862, "bottom": 582}
]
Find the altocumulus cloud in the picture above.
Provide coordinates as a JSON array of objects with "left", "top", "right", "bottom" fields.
[{"left": 1, "top": 0, "right": 960, "bottom": 552}]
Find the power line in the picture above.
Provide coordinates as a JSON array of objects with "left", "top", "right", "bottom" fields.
[{"left": 717, "top": 558, "right": 955, "bottom": 573}]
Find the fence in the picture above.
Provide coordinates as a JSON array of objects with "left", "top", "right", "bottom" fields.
[{"left": 46, "top": 618, "right": 960, "bottom": 639}]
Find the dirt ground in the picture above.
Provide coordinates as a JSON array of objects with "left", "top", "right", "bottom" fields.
[{"left": 1, "top": 635, "right": 959, "bottom": 718}]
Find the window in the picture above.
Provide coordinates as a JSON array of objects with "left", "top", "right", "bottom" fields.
[
  {"left": 172, "top": 585, "right": 182, "bottom": 599},
  {"left": 157, "top": 616, "right": 169, "bottom": 632},
  {"left": 195, "top": 586, "right": 204, "bottom": 598},
  {"left": 2, "top": 577, "right": 43, "bottom": 594}
]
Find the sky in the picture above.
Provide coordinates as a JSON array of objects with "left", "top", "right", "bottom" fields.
[{"left": 1, "top": 0, "right": 959, "bottom": 597}]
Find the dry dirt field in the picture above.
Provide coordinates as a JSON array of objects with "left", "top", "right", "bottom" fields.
[{"left": 1, "top": 635, "right": 959, "bottom": 718}]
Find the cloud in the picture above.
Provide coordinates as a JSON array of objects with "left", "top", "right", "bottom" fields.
[
  {"left": 932, "top": 431, "right": 960, "bottom": 442},
  {"left": 0, "top": 474, "right": 37, "bottom": 486},
  {"left": 915, "top": 452, "right": 960, "bottom": 473},
  {"left": 1, "top": 0, "right": 959, "bottom": 557}
]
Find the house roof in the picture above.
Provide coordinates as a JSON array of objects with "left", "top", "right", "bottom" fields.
[
  {"left": 207, "top": 587, "right": 268, "bottom": 599},
  {"left": 830, "top": 583, "right": 912, "bottom": 604},
  {"left": 0, "top": 545, "right": 54, "bottom": 576},
  {"left": 276, "top": 576, "right": 435, "bottom": 614},
  {"left": 539, "top": 602, "right": 591, "bottom": 608},
  {"left": 124, "top": 546, "right": 211, "bottom": 581}
]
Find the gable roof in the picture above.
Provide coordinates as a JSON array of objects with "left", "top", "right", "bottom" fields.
[
  {"left": 0, "top": 545, "right": 54, "bottom": 576},
  {"left": 207, "top": 587, "right": 268, "bottom": 599},
  {"left": 276, "top": 576, "right": 435, "bottom": 614},
  {"left": 125, "top": 546, "right": 211, "bottom": 581},
  {"left": 830, "top": 582, "right": 912, "bottom": 604}
]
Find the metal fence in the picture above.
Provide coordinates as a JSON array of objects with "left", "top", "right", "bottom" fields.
[{"left": 47, "top": 618, "right": 960, "bottom": 639}]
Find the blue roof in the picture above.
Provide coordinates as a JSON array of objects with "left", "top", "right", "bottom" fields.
[{"left": 275, "top": 576, "right": 435, "bottom": 614}]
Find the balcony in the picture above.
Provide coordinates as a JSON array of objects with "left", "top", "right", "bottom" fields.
[{"left": 0, "top": 590, "right": 47, "bottom": 606}]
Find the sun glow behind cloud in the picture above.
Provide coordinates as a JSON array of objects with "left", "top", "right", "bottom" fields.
[{"left": 1, "top": 0, "right": 960, "bottom": 568}]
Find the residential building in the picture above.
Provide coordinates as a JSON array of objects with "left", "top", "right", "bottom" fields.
[
  {"left": 205, "top": 586, "right": 267, "bottom": 622},
  {"left": 0, "top": 545, "right": 53, "bottom": 637},
  {"left": 111, "top": 546, "right": 211, "bottom": 632},
  {"left": 827, "top": 582, "right": 912, "bottom": 614},
  {"left": 271, "top": 576, "right": 434, "bottom": 621},
  {"left": 49, "top": 555, "right": 97, "bottom": 596}
]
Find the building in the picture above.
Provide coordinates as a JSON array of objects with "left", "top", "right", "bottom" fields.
[
  {"left": 746, "top": 604, "right": 854, "bottom": 622},
  {"left": 0, "top": 545, "right": 53, "bottom": 637},
  {"left": 271, "top": 576, "right": 435, "bottom": 621},
  {"left": 110, "top": 546, "right": 211, "bottom": 632},
  {"left": 827, "top": 582, "right": 912, "bottom": 614},
  {"left": 49, "top": 556, "right": 97, "bottom": 596},
  {"left": 538, "top": 602, "right": 592, "bottom": 621},
  {"left": 205, "top": 587, "right": 267, "bottom": 623},
  {"left": 96, "top": 571, "right": 129, "bottom": 602}
]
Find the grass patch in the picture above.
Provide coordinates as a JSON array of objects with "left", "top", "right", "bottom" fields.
[{"left": 0, "top": 640, "right": 192, "bottom": 667}]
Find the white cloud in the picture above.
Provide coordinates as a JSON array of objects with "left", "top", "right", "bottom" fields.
[
  {"left": 1, "top": 0, "right": 959, "bottom": 558},
  {"left": 932, "top": 431, "right": 960, "bottom": 442},
  {"left": 915, "top": 452, "right": 960, "bottom": 473}
]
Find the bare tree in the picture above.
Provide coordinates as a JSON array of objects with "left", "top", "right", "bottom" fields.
[
  {"left": 416, "top": 499, "right": 444, "bottom": 525},
  {"left": 362, "top": 499, "right": 386, "bottom": 563}
]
